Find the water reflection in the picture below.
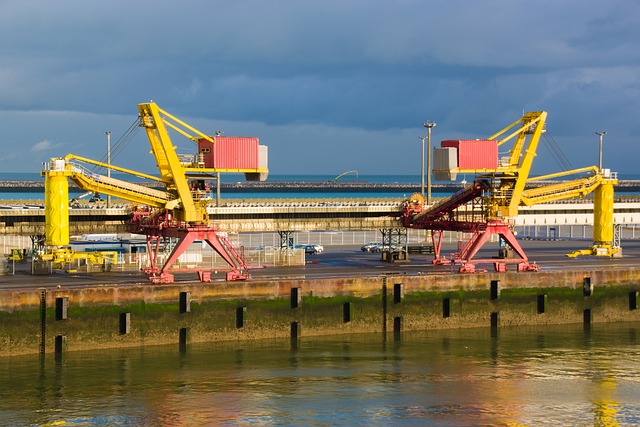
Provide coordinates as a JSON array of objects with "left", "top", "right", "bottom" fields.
[{"left": 2, "top": 322, "right": 640, "bottom": 426}]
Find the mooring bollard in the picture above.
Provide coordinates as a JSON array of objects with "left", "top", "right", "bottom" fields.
[
  {"left": 291, "top": 287, "right": 301, "bottom": 309},
  {"left": 537, "top": 294, "right": 548, "bottom": 314},
  {"left": 343, "top": 302, "right": 352, "bottom": 323},
  {"left": 119, "top": 312, "right": 131, "bottom": 335},
  {"left": 443, "top": 298, "right": 451, "bottom": 318},
  {"left": 393, "top": 316, "right": 402, "bottom": 334},
  {"left": 630, "top": 291, "right": 639, "bottom": 311},
  {"left": 490, "top": 280, "right": 500, "bottom": 300},
  {"left": 179, "top": 327, "right": 188, "bottom": 352},
  {"left": 236, "top": 306, "right": 247, "bottom": 329},
  {"left": 382, "top": 279, "right": 388, "bottom": 334},
  {"left": 290, "top": 321, "right": 301, "bottom": 340},
  {"left": 583, "top": 277, "right": 593, "bottom": 296},
  {"left": 55, "top": 335, "right": 66, "bottom": 354},
  {"left": 179, "top": 291, "right": 191, "bottom": 313},
  {"left": 394, "top": 283, "right": 403, "bottom": 304},
  {"left": 55, "top": 297, "right": 68, "bottom": 321},
  {"left": 491, "top": 312, "right": 499, "bottom": 328},
  {"left": 583, "top": 308, "right": 592, "bottom": 327}
]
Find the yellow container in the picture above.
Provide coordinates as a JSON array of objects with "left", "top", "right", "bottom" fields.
[{"left": 44, "top": 172, "right": 69, "bottom": 246}]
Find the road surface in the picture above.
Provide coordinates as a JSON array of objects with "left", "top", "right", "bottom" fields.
[{"left": 1, "top": 239, "right": 638, "bottom": 290}]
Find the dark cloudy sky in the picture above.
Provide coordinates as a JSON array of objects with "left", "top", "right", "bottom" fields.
[{"left": 1, "top": 0, "right": 638, "bottom": 178}]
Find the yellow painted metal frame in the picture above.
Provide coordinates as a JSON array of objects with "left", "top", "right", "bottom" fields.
[
  {"left": 423, "top": 110, "right": 620, "bottom": 257},
  {"left": 138, "top": 102, "right": 200, "bottom": 222},
  {"left": 64, "top": 154, "right": 165, "bottom": 183},
  {"left": 39, "top": 248, "right": 119, "bottom": 269},
  {"left": 41, "top": 101, "right": 270, "bottom": 271},
  {"left": 520, "top": 166, "right": 603, "bottom": 206},
  {"left": 137, "top": 102, "right": 268, "bottom": 222}
]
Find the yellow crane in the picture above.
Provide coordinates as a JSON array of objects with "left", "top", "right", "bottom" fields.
[
  {"left": 41, "top": 101, "right": 269, "bottom": 282},
  {"left": 402, "top": 111, "right": 619, "bottom": 273}
]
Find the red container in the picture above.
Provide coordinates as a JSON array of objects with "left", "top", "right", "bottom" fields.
[
  {"left": 198, "top": 136, "right": 259, "bottom": 169},
  {"left": 441, "top": 140, "right": 498, "bottom": 170}
]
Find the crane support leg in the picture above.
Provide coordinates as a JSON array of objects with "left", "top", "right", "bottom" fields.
[
  {"left": 457, "top": 224, "right": 526, "bottom": 261},
  {"left": 203, "top": 230, "right": 252, "bottom": 281},
  {"left": 143, "top": 236, "right": 163, "bottom": 277},
  {"left": 156, "top": 232, "right": 200, "bottom": 283},
  {"left": 456, "top": 222, "right": 538, "bottom": 273},
  {"left": 138, "top": 224, "right": 253, "bottom": 283},
  {"left": 458, "top": 229, "right": 492, "bottom": 262},
  {"left": 431, "top": 231, "right": 449, "bottom": 265},
  {"left": 153, "top": 229, "right": 250, "bottom": 283}
]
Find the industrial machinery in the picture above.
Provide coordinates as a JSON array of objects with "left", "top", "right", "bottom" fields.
[
  {"left": 70, "top": 191, "right": 102, "bottom": 207},
  {"left": 6, "top": 248, "right": 25, "bottom": 262},
  {"left": 401, "top": 111, "right": 619, "bottom": 273},
  {"left": 42, "top": 102, "right": 269, "bottom": 283},
  {"left": 329, "top": 170, "right": 359, "bottom": 182}
]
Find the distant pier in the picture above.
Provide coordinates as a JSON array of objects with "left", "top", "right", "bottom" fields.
[{"left": 2, "top": 179, "right": 640, "bottom": 193}]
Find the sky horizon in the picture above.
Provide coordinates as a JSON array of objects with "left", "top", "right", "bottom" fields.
[{"left": 1, "top": 1, "right": 638, "bottom": 179}]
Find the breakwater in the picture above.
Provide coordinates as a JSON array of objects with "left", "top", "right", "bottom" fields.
[
  {"left": 3, "top": 180, "right": 640, "bottom": 193},
  {"left": 0, "top": 180, "right": 461, "bottom": 193},
  {"left": 2, "top": 268, "right": 640, "bottom": 356}
]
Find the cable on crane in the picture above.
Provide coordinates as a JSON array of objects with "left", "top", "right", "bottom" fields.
[
  {"left": 541, "top": 131, "right": 574, "bottom": 172},
  {"left": 91, "top": 118, "right": 141, "bottom": 173},
  {"left": 110, "top": 119, "right": 140, "bottom": 160}
]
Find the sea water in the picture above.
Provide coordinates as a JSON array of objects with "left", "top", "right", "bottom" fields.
[{"left": 2, "top": 322, "right": 640, "bottom": 426}]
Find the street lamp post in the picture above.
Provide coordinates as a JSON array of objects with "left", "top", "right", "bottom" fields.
[
  {"left": 419, "top": 136, "right": 426, "bottom": 197},
  {"left": 595, "top": 131, "right": 606, "bottom": 171},
  {"left": 105, "top": 131, "right": 111, "bottom": 208},
  {"left": 422, "top": 120, "right": 437, "bottom": 205}
]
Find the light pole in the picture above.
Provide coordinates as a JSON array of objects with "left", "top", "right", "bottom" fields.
[
  {"left": 105, "top": 131, "right": 111, "bottom": 208},
  {"left": 419, "top": 136, "right": 426, "bottom": 197},
  {"left": 422, "top": 120, "right": 437, "bottom": 205},
  {"left": 595, "top": 131, "right": 606, "bottom": 171}
]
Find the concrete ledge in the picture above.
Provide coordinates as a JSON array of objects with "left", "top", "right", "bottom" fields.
[{"left": 1, "top": 268, "right": 640, "bottom": 356}]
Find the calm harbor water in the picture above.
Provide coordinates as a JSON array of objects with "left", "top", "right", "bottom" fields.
[{"left": 2, "top": 322, "right": 640, "bottom": 426}]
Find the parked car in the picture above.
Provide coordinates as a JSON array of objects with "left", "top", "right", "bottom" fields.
[
  {"left": 305, "top": 244, "right": 324, "bottom": 254},
  {"left": 369, "top": 244, "right": 405, "bottom": 253},
  {"left": 360, "top": 242, "right": 379, "bottom": 252},
  {"left": 293, "top": 244, "right": 307, "bottom": 251}
]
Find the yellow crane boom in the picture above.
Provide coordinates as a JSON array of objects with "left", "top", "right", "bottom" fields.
[{"left": 137, "top": 102, "right": 202, "bottom": 222}]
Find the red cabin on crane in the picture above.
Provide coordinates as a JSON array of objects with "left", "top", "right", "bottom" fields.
[{"left": 198, "top": 136, "right": 269, "bottom": 181}]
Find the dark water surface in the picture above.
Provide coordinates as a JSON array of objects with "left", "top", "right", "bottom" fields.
[{"left": 2, "top": 322, "right": 640, "bottom": 426}]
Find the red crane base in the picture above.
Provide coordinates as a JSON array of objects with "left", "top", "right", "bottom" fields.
[
  {"left": 430, "top": 222, "right": 539, "bottom": 273},
  {"left": 135, "top": 220, "right": 253, "bottom": 283}
]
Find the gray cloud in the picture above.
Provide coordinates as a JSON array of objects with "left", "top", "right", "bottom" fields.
[{"left": 0, "top": 0, "right": 637, "bottom": 177}]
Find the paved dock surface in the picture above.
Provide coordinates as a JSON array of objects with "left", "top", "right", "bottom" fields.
[{"left": 1, "top": 239, "right": 638, "bottom": 290}]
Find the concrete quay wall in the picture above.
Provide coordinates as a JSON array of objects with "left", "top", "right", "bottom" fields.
[{"left": 2, "top": 268, "right": 640, "bottom": 356}]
